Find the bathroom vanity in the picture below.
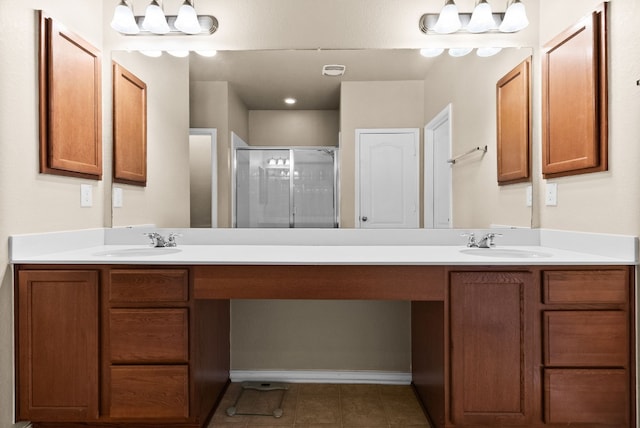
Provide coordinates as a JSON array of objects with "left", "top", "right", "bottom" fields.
[{"left": 10, "top": 228, "right": 638, "bottom": 428}]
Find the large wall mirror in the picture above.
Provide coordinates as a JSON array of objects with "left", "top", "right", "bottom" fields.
[{"left": 110, "top": 47, "right": 533, "bottom": 230}]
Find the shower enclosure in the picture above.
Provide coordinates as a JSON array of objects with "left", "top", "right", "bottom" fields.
[{"left": 234, "top": 147, "right": 338, "bottom": 228}]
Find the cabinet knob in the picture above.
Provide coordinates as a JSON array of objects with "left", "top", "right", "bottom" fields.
[{"left": 362, "top": 216, "right": 368, "bottom": 222}]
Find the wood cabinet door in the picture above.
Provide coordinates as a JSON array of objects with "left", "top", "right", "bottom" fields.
[
  {"left": 113, "top": 62, "right": 147, "bottom": 185},
  {"left": 449, "top": 271, "right": 534, "bottom": 426},
  {"left": 16, "top": 270, "right": 99, "bottom": 422},
  {"left": 496, "top": 57, "right": 531, "bottom": 184},
  {"left": 39, "top": 13, "right": 102, "bottom": 179},
  {"left": 541, "top": 4, "right": 607, "bottom": 178}
]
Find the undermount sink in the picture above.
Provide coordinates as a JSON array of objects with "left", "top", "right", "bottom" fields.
[
  {"left": 460, "top": 248, "right": 552, "bottom": 258},
  {"left": 93, "top": 247, "right": 182, "bottom": 257}
]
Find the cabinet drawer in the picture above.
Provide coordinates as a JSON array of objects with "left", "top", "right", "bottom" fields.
[
  {"left": 109, "top": 365, "right": 189, "bottom": 419},
  {"left": 110, "top": 309, "right": 188, "bottom": 363},
  {"left": 544, "top": 311, "right": 627, "bottom": 367},
  {"left": 544, "top": 369, "right": 628, "bottom": 425},
  {"left": 109, "top": 269, "right": 188, "bottom": 303},
  {"left": 543, "top": 270, "right": 627, "bottom": 304}
]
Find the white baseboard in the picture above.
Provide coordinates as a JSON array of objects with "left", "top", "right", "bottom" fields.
[{"left": 229, "top": 370, "right": 412, "bottom": 385}]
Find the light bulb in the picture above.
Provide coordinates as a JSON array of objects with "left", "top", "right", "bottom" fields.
[
  {"left": 167, "top": 50, "right": 190, "bottom": 58},
  {"left": 499, "top": 0, "right": 529, "bottom": 33},
  {"left": 476, "top": 47, "right": 503, "bottom": 57},
  {"left": 142, "top": 0, "right": 170, "bottom": 34},
  {"left": 448, "top": 47, "right": 473, "bottom": 57},
  {"left": 195, "top": 50, "right": 218, "bottom": 57},
  {"left": 433, "top": 0, "right": 461, "bottom": 34},
  {"left": 467, "top": 0, "right": 495, "bottom": 33},
  {"left": 420, "top": 48, "right": 445, "bottom": 58},
  {"left": 175, "top": 1, "right": 201, "bottom": 34},
  {"left": 110, "top": 1, "right": 139, "bottom": 35}
]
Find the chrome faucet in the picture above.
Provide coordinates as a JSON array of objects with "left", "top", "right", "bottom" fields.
[
  {"left": 463, "top": 232, "right": 502, "bottom": 248},
  {"left": 476, "top": 232, "right": 502, "bottom": 248},
  {"left": 144, "top": 232, "right": 181, "bottom": 248}
]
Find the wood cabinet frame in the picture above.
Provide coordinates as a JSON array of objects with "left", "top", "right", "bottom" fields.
[
  {"left": 542, "top": 3, "right": 608, "bottom": 178},
  {"left": 496, "top": 57, "right": 531, "bottom": 185},
  {"left": 113, "top": 62, "right": 148, "bottom": 186},
  {"left": 38, "top": 12, "right": 102, "bottom": 179}
]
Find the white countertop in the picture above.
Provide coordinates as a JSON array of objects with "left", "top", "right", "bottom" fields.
[{"left": 8, "top": 228, "right": 638, "bottom": 266}]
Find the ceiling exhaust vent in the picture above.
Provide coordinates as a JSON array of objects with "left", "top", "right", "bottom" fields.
[{"left": 322, "top": 64, "right": 346, "bottom": 77}]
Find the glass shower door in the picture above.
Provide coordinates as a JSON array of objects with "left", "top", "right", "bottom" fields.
[
  {"left": 235, "top": 149, "right": 291, "bottom": 228},
  {"left": 292, "top": 149, "right": 337, "bottom": 228}
]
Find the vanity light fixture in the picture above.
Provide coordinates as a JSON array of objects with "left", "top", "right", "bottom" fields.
[
  {"left": 419, "top": 0, "right": 528, "bottom": 34},
  {"left": 110, "top": 0, "right": 218, "bottom": 36},
  {"left": 284, "top": 98, "right": 297, "bottom": 105}
]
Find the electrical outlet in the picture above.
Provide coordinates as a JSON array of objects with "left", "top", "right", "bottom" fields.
[
  {"left": 113, "top": 187, "right": 123, "bottom": 208},
  {"left": 80, "top": 184, "right": 93, "bottom": 207},
  {"left": 545, "top": 182, "right": 558, "bottom": 206}
]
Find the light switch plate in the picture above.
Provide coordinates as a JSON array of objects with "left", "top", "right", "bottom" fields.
[
  {"left": 113, "top": 187, "right": 123, "bottom": 208},
  {"left": 80, "top": 184, "right": 93, "bottom": 207},
  {"left": 545, "top": 182, "right": 558, "bottom": 206},
  {"left": 526, "top": 185, "right": 532, "bottom": 207}
]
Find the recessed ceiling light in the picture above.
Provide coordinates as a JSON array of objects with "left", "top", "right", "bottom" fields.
[{"left": 284, "top": 98, "right": 297, "bottom": 105}]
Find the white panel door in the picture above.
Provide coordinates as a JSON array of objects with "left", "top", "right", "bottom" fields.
[
  {"left": 424, "top": 105, "right": 453, "bottom": 229},
  {"left": 357, "top": 129, "right": 419, "bottom": 228}
]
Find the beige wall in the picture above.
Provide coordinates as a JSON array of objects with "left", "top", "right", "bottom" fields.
[
  {"left": 423, "top": 49, "right": 533, "bottom": 229},
  {"left": 535, "top": 0, "right": 640, "bottom": 235},
  {"left": 111, "top": 52, "right": 191, "bottom": 228},
  {"left": 249, "top": 110, "right": 339, "bottom": 147},
  {"left": 340, "top": 81, "right": 425, "bottom": 228}
]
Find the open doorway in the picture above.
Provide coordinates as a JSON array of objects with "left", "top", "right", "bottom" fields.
[{"left": 189, "top": 128, "right": 217, "bottom": 228}]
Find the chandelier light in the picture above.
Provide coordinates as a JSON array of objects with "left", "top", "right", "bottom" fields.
[
  {"left": 110, "top": 0, "right": 218, "bottom": 36},
  {"left": 419, "top": 0, "right": 528, "bottom": 34}
]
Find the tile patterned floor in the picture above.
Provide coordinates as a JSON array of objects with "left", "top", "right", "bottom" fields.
[{"left": 208, "top": 383, "right": 432, "bottom": 427}]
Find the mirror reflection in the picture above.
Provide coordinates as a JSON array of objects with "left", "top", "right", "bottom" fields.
[{"left": 110, "top": 47, "right": 533, "bottom": 229}]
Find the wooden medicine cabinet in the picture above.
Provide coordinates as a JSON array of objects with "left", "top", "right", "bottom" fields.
[
  {"left": 542, "top": 3, "right": 608, "bottom": 178},
  {"left": 39, "top": 12, "right": 102, "bottom": 179},
  {"left": 496, "top": 57, "right": 531, "bottom": 185},
  {"left": 113, "top": 63, "right": 147, "bottom": 186}
]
